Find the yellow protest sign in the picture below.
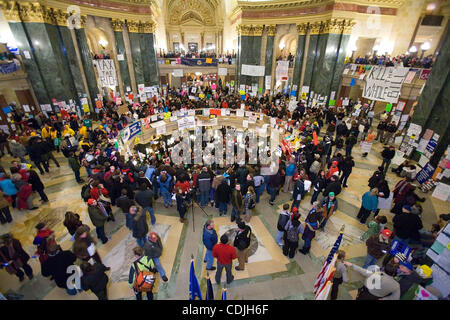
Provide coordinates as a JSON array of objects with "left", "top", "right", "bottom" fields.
[{"left": 83, "top": 104, "right": 90, "bottom": 113}]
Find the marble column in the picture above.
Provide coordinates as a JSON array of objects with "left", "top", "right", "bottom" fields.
[
  {"left": 75, "top": 27, "right": 99, "bottom": 107},
  {"left": 236, "top": 25, "right": 263, "bottom": 87},
  {"left": 308, "top": 19, "right": 354, "bottom": 102},
  {"left": 112, "top": 19, "right": 131, "bottom": 91},
  {"left": 411, "top": 29, "right": 450, "bottom": 164},
  {"left": 302, "top": 22, "right": 321, "bottom": 91},
  {"left": 264, "top": 25, "right": 276, "bottom": 91},
  {"left": 6, "top": 2, "right": 81, "bottom": 104},
  {"left": 292, "top": 23, "right": 308, "bottom": 97},
  {"left": 127, "top": 20, "right": 145, "bottom": 88},
  {"left": 140, "top": 22, "right": 159, "bottom": 87}
]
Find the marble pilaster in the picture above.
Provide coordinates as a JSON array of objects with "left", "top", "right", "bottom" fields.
[
  {"left": 237, "top": 25, "right": 263, "bottom": 87},
  {"left": 128, "top": 32, "right": 145, "bottom": 87},
  {"left": 292, "top": 23, "right": 308, "bottom": 97},
  {"left": 112, "top": 19, "right": 132, "bottom": 92}
]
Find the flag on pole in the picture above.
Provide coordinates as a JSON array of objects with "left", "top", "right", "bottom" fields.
[
  {"left": 205, "top": 273, "right": 214, "bottom": 300},
  {"left": 221, "top": 288, "right": 227, "bottom": 300},
  {"left": 313, "top": 226, "right": 344, "bottom": 296},
  {"left": 189, "top": 259, "right": 202, "bottom": 300}
]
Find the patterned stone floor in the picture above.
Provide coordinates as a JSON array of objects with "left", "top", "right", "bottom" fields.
[{"left": 0, "top": 127, "right": 446, "bottom": 300}]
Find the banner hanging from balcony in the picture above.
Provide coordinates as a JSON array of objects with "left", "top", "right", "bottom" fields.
[
  {"left": 94, "top": 59, "right": 118, "bottom": 87},
  {"left": 276, "top": 61, "right": 289, "bottom": 81},
  {"left": 362, "top": 66, "right": 409, "bottom": 104},
  {"left": 180, "top": 58, "right": 218, "bottom": 66},
  {"left": 241, "top": 64, "right": 265, "bottom": 77}
]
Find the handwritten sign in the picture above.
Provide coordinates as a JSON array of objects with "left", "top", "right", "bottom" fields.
[
  {"left": 362, "top": 66, "right": 409, "bottom": 103},
  {"left": 95, "top": 59, "right": 118, "bottom": 87}
]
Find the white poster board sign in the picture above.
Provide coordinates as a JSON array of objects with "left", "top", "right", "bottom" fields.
[
  {"left": 362, "top": 66, "right": 409, "bottom": 103},
  {"left": 95, "top": 59, "right": 118, "bottom": 87},
  {"left": 218, "top": 68, "right": 227, "bottom": 76},
  {"left": 241, "top": 64, "right": 265, "bottom": 77},
  {"left": 177, "top": 116, "right": 195, "bottom": 130}
]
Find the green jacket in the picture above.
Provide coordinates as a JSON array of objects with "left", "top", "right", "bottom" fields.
[
  {"left": 128, "top": 256, "right": 157, "bottom": 288},
  {"left": 68, "top": 156, "right": 81, "bottom": 171},
  {"left": 88, "top": 205, "right": 107, "bottom": 227}
]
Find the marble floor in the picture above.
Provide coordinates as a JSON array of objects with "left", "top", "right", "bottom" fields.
[{"left": 0, "top": 126, "right": 447, "bottom": 300}]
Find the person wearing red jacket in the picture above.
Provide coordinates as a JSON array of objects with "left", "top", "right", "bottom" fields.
[{"left": 212, "top": 234, "right": 237, "bottom": 285}]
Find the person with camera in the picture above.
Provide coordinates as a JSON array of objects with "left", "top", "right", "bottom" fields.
[{"left": 234, "top": 221, "right": 252, "bottom": 271}]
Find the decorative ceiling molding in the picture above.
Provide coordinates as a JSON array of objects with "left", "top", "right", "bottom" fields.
[
  {"left": 296, "top": 23, "right": 308, "bottom": 35},
  {"left": 167, "top": 0, "right": 216, "bottom": 26},
  {"left": 265, "top": 24, "right": 277, "bottom": 36},
  {"left": 236, "top": 24, "right": 264, "bottom": 36},
  {"left": 236, "top": 0, "right": 406, "bottom": 10}
]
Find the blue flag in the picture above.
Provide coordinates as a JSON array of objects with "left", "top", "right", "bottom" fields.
[
  {"left": 189, "top": 260, "right": 202, "bottom": 300},
  {"left": 221, "top": 288, "right": 227, "bottom": 300},
  {"left": 206, "top": 276, "right": 214, "bottom": 300},
  {"left": 326, "top": 232, "right": 343, "bottom": 263}
]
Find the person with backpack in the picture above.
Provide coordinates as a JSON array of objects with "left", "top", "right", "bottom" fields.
[
  {"left": 299, "top": 202, "right": 323, "bottom": 254},
  {"left": 292, "top": 175, "right": 305, "bottom": 210},
  {"left": 234, "top": 221, "right": 252, "bottom": 271},
  {"left": 276, "top": 203, "right": 291, "bottom": 247},
  {"left": 143, "top": 232, "right": 168, "bottom": 282},
  {"left": 128, "top": 246, "right": 158, "bottom": 300},
  {"left": 116, "top": 188, "right": 135, "bottom": 230},
  {"left": 202, "top": 219, "right": 218, "bottom": 271},
  {"left": 283, "top": 208, "right": 304, "bottom": 258},
  {"left": 243, "top": 186, "right": 256, "bottom": 222}
]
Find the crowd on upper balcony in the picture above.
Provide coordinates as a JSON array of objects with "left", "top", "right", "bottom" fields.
[{"left": 347, "top": 54, "right": 434, "bottom": 69}]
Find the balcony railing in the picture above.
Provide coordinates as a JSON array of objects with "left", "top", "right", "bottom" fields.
[{"left": 158, "top": 57, "right": 235, "bottom": 66}]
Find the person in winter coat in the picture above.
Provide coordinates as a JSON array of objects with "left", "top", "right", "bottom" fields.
[
  {"left": 0, "top": 174, "right": 18, "bottom": 208},
  {"left": 362, "top": 229, "right": 392, "bottom": 269},
  {"left": 345, "top": 134, "right": 357, "bottom": 157},
  {"left": 41, "top": 243, "right": 78, "bottom": 295},
  {"left": 309, "top": 154, "right": 321, "bottom": 182},
  {"left": 393, "top": 205, "right": 423, "bottom": 244},
  {"left": 299, "top": 202, "right": 323, "bottom": 254},
  {"left": 234, "top": 220, "right": 252, "bottom": 271},
  {"left": 276, "top": 204, "right": 291, "bottom": 246},
  {"left": 63, "top": 211, "right": 83, "bottom": 237},
  {"left": 29, "top": 137, "right": 49, "bottom": 174},
  {"left": 28, "top": 169, "right": 48, "bottom": 203},
  {"left": 344, "top": 261, "right": 400, "bottom": 300},
  {"left": 198, "top": 167, "right": 212, "bottom": 207},
  {"left": 339, "top": 156, "right": 355, "bottom": 188},
  {"left": 283, "top": 158, "right": 297, "bottom": 192},
  {"left": 202, "top": 219, "right": 218, "bottom": 270},
  {"left": 143, "top": 232, "right": 168, "bottom": 282},
  {"left": 80, "top": 262, "right": 109, "bottom": 300},
  {"left": 330, "top": 250, "right": 349, "bottom": 300},
  {"left": 68, "top": 152, "right": 84, "bottom": 183},
  {"left": 12, "top": 173, "right": 36, "bottom": 210},
  {"left": 268, "top": 169, "right": 283, "bottom": 205},
  {"left": 283, "top": 209, "right": 304, "bottom": 259},
  {"left": 326, "top": 161, "right": 340, "bottom": 180},
  {"left": 376, "top": 120, "right": 387, "bottom": 142},
  {"left": 310, "top": 170, "right": 326, "bottom": 204},
  {"left": 230, "top": 184, "right": 244, "bottom": 222},
  {"left": 87, "top": 198, "right": 108, "bottom": 244},
  {"left": 215, "top": 178, "right": 231, "bottom": 216},
  {"left": 10, "top": 140, "right": 28, "bottom": 164},
  {"left": 135, "top": 183, "right": 155, "bottom": 225},
  {"left": 213, "top": 234, "right": 237, "bottom": 285},
  {"left": 357, "top": 188, "right": 379, "bottom": 224},
  {"left": 0, "top": 190, "right": 13, "bottom": 224},
  {"left": 243, "top": 186, "right": 256, "bottom": 222},
  {"left": 130, "top": 206, "right": 148, "bottom": 247},
  {"left": 0, "top": 233, "right": 34, "bottom": 282},
  {"left": 116, "top": 188, "right": 135, "bottom": 230},
  {"left": 128, "top": 246, "right": 158, "bottom": 300},
  {"left": 323, "top": 175, "right": 341, "bottom": 197},
  {"left": 157, "top": 171, "right": 172, "bottom": 207},
  {"left": 319, "top": 192, "right": 338, "bottom": 230},
  {"left": 381, "top": 145, "right": 395, "bottom": 174},
  {"left": 292, "top": 176, "right": 305, "bottom": 209},
  {"left": 72, "top": 225, "right": 107, "bottom": 266}
]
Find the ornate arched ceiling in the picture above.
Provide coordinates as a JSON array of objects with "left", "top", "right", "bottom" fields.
[{"left": 166, "top": 0, "right": 219, "bottom": 26}]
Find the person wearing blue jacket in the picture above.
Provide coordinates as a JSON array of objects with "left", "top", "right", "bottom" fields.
[
  {"left": 157, "top": 171, "right": 172, "bottom": 207},
  {"left": 357, "top": 188, "right": 379, "bottom": 224},
  {"left": 145, "top": 164, "right": 157, "bottom": 197},
  {"left": 202, "top": 220, "right": 218, "bottom": 270},
  {"left": 283, "top": 158, "right": 297, "bottom": 192},
  {"left": 0, "top": 174, "right": 18, "bottom": 208}
]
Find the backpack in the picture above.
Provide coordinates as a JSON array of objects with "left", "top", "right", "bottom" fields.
[
  {"left": 133, "top": 260, "right": 156, "bottom": 292},
  {"left": 286, "top": 221, "right": 299, "bottom": 242},
  {"left": 248, "top": 194, "right": 255, "bottom": 209},
  {"left": 81, "top": 184, "right": 91, "bottom": 202}
]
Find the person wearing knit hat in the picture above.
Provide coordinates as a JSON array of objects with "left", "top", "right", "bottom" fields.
[
  {"left": 87, "top": 198, "right": 108, "bottom": 244},
  {"left": 395, "top": 253, "right": 426, "bottom": 298},
  {"left": 319, "top": 191, "right": 338, "bottom": 231}
]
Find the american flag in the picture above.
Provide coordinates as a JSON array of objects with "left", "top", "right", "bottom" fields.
[{"left": 313, "top": 226, "right": 344, "bottom": 297}]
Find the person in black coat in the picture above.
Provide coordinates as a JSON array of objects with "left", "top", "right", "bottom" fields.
[
  {"left": 369, "top": 167, "right": 385, "bottom": 189},
  {"left": 28, "top": 137, "right": 49, "bottom": 174},
  {"left": 0, "top": 233, "right": 33, "bottom": 281},
  {"left": 80, "top": 262, "right": 109, "bottom": 300},
  {"left": 339, "top": 156, "right": 355, "bottom": 188},
  {"left": 215, "top": 179, "right": 231, "bottom": 216},
  {"left": 381, "top": 145, "right": 395, "bottom": 174},
  {"left": 28, "top": 169, "right": 48, "bottom": 202},
  {"left": 131, "top": 206, "right": 149, "bottom": 247},
  {"left": 41, "top": 244, "right": 78, "bottom": 295},
  {"left": 323, "top": 175, "right": 342, "bottom": 196}
]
